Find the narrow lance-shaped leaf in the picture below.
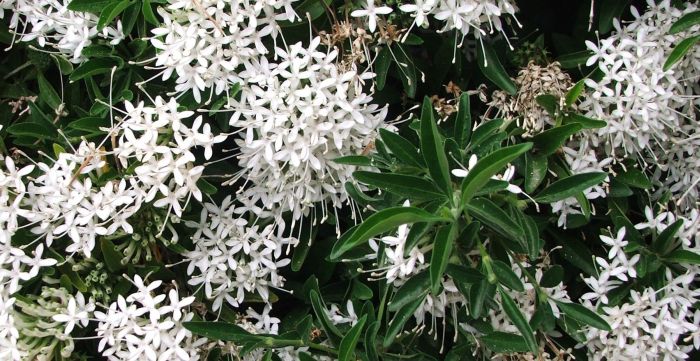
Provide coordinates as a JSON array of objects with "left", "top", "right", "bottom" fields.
[
  {"left": 338, "top": 315, "right": 367, "bottom": 361},
  {"left": 556, "top": 301, "right": 611, "bottom": 331},
  {"left": 454, "top": 92, "right": 472, "bottom": 147},
  {"left": 499, "top": 287, "right": 538, "bottom": 354},
  {"left": 383, "top": 296, "right": 424, "bottom": 348},
  {"left": 183, "top": 322, "right": 261, "bottom": 342},
  {"left": 535, "top": 172, "right": 607, "bottom": 203},
  {"left": 477, "top": 42, "right": 517, "bottom": 95},
  {"left": 664, "top": 35, "right": 700, "bottom": 71},
  {"left": 353, "top": 171, "right": 444, "bottom": 200},
  {"left": 330, "top": 207, "right": 450, "bottom": 260},
  {"left": 492, "top": 260, "right": 524, "bottom": 292},
  {"left": 389, "top": 271, "right": 430, "bottom": 312},
  {"left": 531, "top": 123, "right": 583, "bottom": 156},
  {"left": 461, "top": 143, "right": 533, "bottom": 204},
  {"left": 420, "top": 97, "right": 452, "bottom": 195},
  {"left": 669, "top": 10, "right": 700, "bottom": 34},
  {"left": 379, "top": 128, "right": 423, "bottom": 167},
  {"left": 481, "top": 332, "right": 531, "bottom": 353},
  {"left": 430, "top": 223, "right": 457, "bottom": 293}
]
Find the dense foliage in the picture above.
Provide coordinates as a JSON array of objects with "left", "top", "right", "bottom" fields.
[{"left": 0, "top": 0, "right": 699, "bottom": 360}]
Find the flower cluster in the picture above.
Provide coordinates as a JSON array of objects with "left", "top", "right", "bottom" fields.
[
  {"left": 580, "top": 0, "right": 700, "bottom": 209},
  {"left": 147, "top": 0, "right": 300, "bottom": 101},
  {"left": 229, "top": 37, "right": 387, "bottom": 223},
  {"left": 95, "top": 276, "right": 204, "bottom": 360},
  {"left": 184, "top": 197, "right": 297, "bottom": 311},
  {"left": 3, "top": 0, "right": 123, "bottom": 61},
  {"left": 352, "top": 0, "right": 519, "bottom": 41}
]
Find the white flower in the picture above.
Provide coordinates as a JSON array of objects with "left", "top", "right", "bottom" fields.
[
  {"left": 52, "top": 292, "right": 91, "bottom": 335},
  {"left": 600, "top": 227, "right": 628, "bottom": 260},
  {"left": 351, "top": 1, "right": 393, "bottom": 33}
]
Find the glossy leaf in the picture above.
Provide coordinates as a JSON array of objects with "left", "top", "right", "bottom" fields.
[
  {"left": 524, "top": 153, "right": 548, "bottom": 194},
  {"left": 664, "top": 249, "right": 700, "bottom": 265},
  {"left": 477, "top": 42, "right": 517, "bottom": 95},
  {"left": 384, "top": 297, "right": 424, "bottom": 348},
  {"left": 183, "top": 322, "right": 260, "bottom": 342},
  {"left": 492, "top": 260, "right": 524, "bottom": 292},
  {"left": 379, "top": 128, "right": 423, "bottom": 167},
  {"left": 420, "top": 97, "right": 451, "bottom": 195},
  {"left": 430, "top": 223, "right": 457, "bottom": 293},
  {"left": 481, "top": 332, "right": 531, "bottom": 353},
  {"left": 539, "top": 265, "right": 564, "bottom": 288},
  {"left": 499, "top": 288, "right": 538, "bottom": 354},
  {"left": 353, "top": 171, "right": 443, "bottom": 200},
  {"left": 669, "top": 10, "right": 700, "bottom": 34},
  {"left": 664, "top": 35, "right": 700, "bottom": 71},
  {"left": 338, "top": 315, "right": 367, "bottom": 361},
  {"left": 330, "top": 207, "right": 450, "bottom": 260},
  {"left": 454, "top": 93, "right": 472, "bottom": 147},
  {"left": 535, "top": 172, "right": 607, "bottom": 203},
  {"left": 461, "top": 143, "right": 533, "bottom": 204},
  {"left": 556, "top": 301, "right": 611, "bottom": 331},
  {"left": 565, "top": 79, "right": 585, "bottom": 107},
  {"left": 310, "top": 290, "right": 343, "bottom": 345},
  {"left": 465, "top": 198, "right": 524, "bottom": 246},
  {"left": 531, "top": 123, "right": 583, "bottom": 156},
  {"left": 389, "top": 271, "right": 430, "bottom": 312}
]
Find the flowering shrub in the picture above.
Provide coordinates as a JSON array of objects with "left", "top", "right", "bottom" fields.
[{"left": 1, "top": 0, "right": 699, "bottom": 360}]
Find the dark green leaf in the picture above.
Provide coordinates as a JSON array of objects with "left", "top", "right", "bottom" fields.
[
  {"left": 310, "top": 290, "right": 343, "bottom": 346},
  {"left": 375, "top": 47, "right": 391, "bottom": 91},
  {"left": 598, "top": 0, "right": 630, "bottom": 34},
  {"left": 330, "top": 207, "right": 450, "bottom": 260},
  {"left": 480, "top": 332, "right": 531, "bottom": 353},
  {"left": 540, "top": 265, "right": 564, "bottom": 288},
  {"left": 379, "top": 128, "right": 423, "bottom": 167},
  {"left": 142, "top": 0, "right": 159, "bottom": 26},
  {"left": 365, "top": 321, "right": 380, "bottom": 361},
  {"left": 196, "top": 179, "right": 217, "bottom": 195},
  {"left": 524, "top": 153, "right": 548, "bottom": 194},
  {"left": 183, "top": 322, "right": 260, "bottom": 342},
  {"left": 563, "top": 114, "right": 607, "bottom": 129},
  {"left": 477, "top": 42, "right": 517, "bottom": 95},
  {"left": 499, "top": 288, "right": 538, "bottom": 354},
  {"left": 556, "top": 301, "right": 611, "bottom": 331},
  {"left": 535, "top": 172, "right": 607, "bottom": 203},
  {"left": 68, "top": 116, "right": 110, "bottom": 133},
  {"left": 37, "top": 73, "right": 62, "bottom": 110},
  {"left": 565, "top": 79, "right": 585, "bottom": 107},
  {"left": 556, "top": 50, "right": 593, "bottom": 69},
  {"left": 57, "top": 264, "right": 88, "bottom": 292},
  {"left": 664, "top": 35, "right": 700, "bottom": 71},
  {"left": 531, "top": 123, "right": 583, "bottom": 156},
  {"left": 389, "top": 271, "right": 430, "bottom": 312},
  {"left": 97, "top": 0, "right": 133, "bottom": 31},
  {"left": 69, "top": 58, "right": 122, "bottom": 82},
  {"left": 338, "top": 315, "right": 367, "bottom": 361},
  {"left": 420, "top": 97, "right": 452, "bottom": 195},
  {"left": 352, "top": 281, "right": 373, "bottom": 300},
  {"left": 664, "top": 249, "right": 700, "bottom": 265},
  {"left": 461, "top": 143, "right": 533, "bottom": 204},
  {"left": 333, "top": 155, "right": 371, "bottom": 166},
  {"left": 354, "top": 171, "right": 444, "bottom": 200},
  {"left": 394, "top": 44, "right": 417, "bottom": 98},
  {"left": 653, "top": 219, "right": 684, "bottom": 255},
  {"left": 615, "top": 168, "right": 652, "bottom": 189},
  {"left": 469, "top": 279, "right": 495, "bottom": 318},
  {"left": 67, "top": 0, "right": 115, "bottom": 13},
  {"left": 100, "top": 239, "right": 124, "bottom": 272},
  {"left": 7, "top": 122, "right": 55, "bottom": 139},
  {"left": 384, "top": 296, "right": 424, "bottom": 348},
  {"left": 454, "top": 93, "right": 472, "bottom": 147},
  {"left": 469, "top": 118, "right": 504, "bottom": 151},
  {"left": 492, "top": 260, "right": 524, "bottom": 292},
  {"left": 669, "top": 10, "right": 700, "bottom": 34},
  {"left": 535, "top": 94, "right": 558, "bottom": 117},
  {"left": 465, "top": 198, "right": 524, "bottom": 246},
  {"left": 430, "top": 223, "right": 457, "bottom": 293}
]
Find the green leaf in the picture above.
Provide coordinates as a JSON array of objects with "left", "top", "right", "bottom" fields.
[
  {"left": 531, "top": 123, "right": 583, "bottom": 156},
  {"left": 469, "top": 118, "right": 504, "bottom": 151},
  {"left": 183, "top": 322, "right": 260, "bottom": 342},
  {"left": 352, "top": 281, "right": 373, "bottom": 300},
  {"left": 394, "top": 44, "right": 417, "bottom": 98},
  {"left": 477, "top": 42, "right": 517, "bottom": 95},
  {"left": 332, "top": 155, "right": 371, "bottom": 166},
  {"left": 556, "top": 50, "right": 593, "bottom": 69},
  {"left": 142, "top": 0, "right": 159, "bottom": 26},
  {"left": 499, "top": 288, "right": 538, "bottom": 354},
  {"left": 68, "top": 116, "right": 110, "bottom": 133},
  {"left": 97, "top": 0, "right": 133, "bottom": 31},
  {"left": 375, "top": 47, "right": 391, "bottom": 91},
  {"left": 384, "top": 296, "right": 424, "bottom": 348},
  {"left": 669, "top": 10, "right": 700, "bottom": 34},
  {"left": 469, "top": 279, "right": 495, "bottom": 318},
  {"left": 565, "top": 79, "right": 585, "bottom": 107},
  {"left": 310, "top": 289, "right": 343, "bottom": 346},
  {"left": 492, "top": 260, "right": 524, "bottom": 292},
  {"left": 420, "top": 97, "right": 452, "bottom": 195},
  {"left": 338, "top": 315, "right": 367, "bottom": 361},
  {"left": 615, "top": 168, "right": 652, "bottom": 189},
  {"left": 539, "top": 265, "right": 564, "bottom": 288},
  {"left": 653, "top": 219, "right": 684, "bottom": 255},
  {"left": 51, "top": 54, "right": 74, "bottom": 75},
  {"left": 67, "top": 0, "right": 115, "bottom": 13},
  {"left": 69, "top": 58, "right": 122, "bottom": 82},
  {"left": 430, "top": 223, "right": 457, "bottom": 293},
  {"left": 445, "top": 264, "right": 483, "bottom": 284},
  {"left": 379, "top": 128, "right": 423, "bottom": 167},
  {"left": 557, "top": 233, "right": 596, "bottom": 276},
  {"left": 535, "top": 172, "right": 607, "bottom": 203},
  {"left": 535, "top": 94, "right": 558, "bottom": 117},
  {"left": 563, "top": 114, "right": 607, "bottom": 129},
  {"left": 598, "top": 0, "right": 630, "bottom": 34},
  {"left": 556, "top": 301, "right": 611, "bottom": 331},
  {"left": 100, "top": 239, "right": 124, "bottom": 272},
  {"left": 289, "top": 0, "right": 332, "bottom": 23},
  {"left": 481, "top": 332, "right": 531, "bottom": 353},
  {"left": 57, "top": 264, "right": 88, "bottom": 293},
  {"left": 37, "top": 73, "right": 62, "bottom": 110},
  {"left": 196, "top": 179, "right": 217, "bottom": 195},
  {"left": 465, "top": 198, "right": 524, "bottom": 246},
  {"left": 454, "top": 93, "right": 472, "bottom": 147},
  {"left": 524, "top": 153, "right": 548, "bottom": 194},
  {"left": 7, "top": 122, "right": 56, "bottom": 139},
  {"left": 664, "top": 249, "right": 700, "bottom": 265},
  {"left": 389, "top": 271, "right": 430, "bottom": 312},
  {"left": 461, "top": 143, "right": 533, "bottom": 204},
  {"left": 664, "top": 35, "right": 700, "bottom": 71},
  {"left": 330, "top": 207, "right": 449, "bottom": 260},
  {"left": 354, "top": 172, "right": 444, "bottom": 200}
]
